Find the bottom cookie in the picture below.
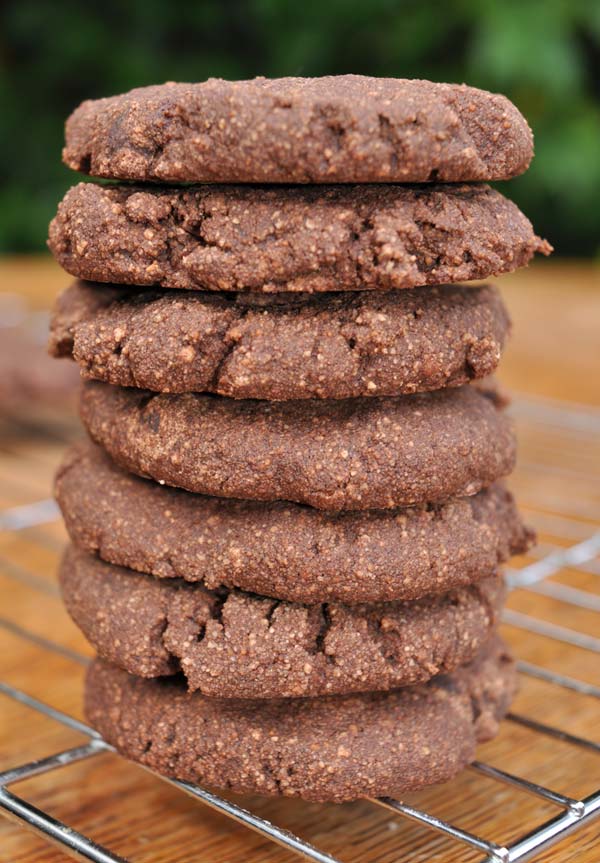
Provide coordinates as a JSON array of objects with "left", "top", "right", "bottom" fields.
[{"left": 85, "top": 637, "right": 516, "bottom": 803}]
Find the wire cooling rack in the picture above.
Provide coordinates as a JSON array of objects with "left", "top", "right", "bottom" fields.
[{"left": 0, "top": 394, "right": 599, "bottom": 863}]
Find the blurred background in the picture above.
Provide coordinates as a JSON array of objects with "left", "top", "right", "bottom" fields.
[
  {"left": 1, "top": 0, "right": 600, "bottom": 256},
  {"left": 0, "top": 0, "right": 598, "bottom": 430}
]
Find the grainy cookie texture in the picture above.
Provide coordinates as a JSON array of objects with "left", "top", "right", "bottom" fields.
[
  {"left": 79, "top": 382, "right": 516, "bottom": 511},
  {"left": 56, "top": 442, "right": 532, "bottom": 604},
  {"left": 61, "top": 545, "right": 505, "bottom": 698},
  {"left": 50, "top": 280, "right": 511, "bottom": 399},
  {"left": 85, "top": 637, "right": 517, "bottom": 802},
  {"left": 63, "top": 76, "right": 534, "bottom": 183},
  {"left": 48, "top": 182, "right": 550, "bottom": 294}
]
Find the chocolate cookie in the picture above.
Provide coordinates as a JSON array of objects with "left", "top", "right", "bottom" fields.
[
  {"left": 50, "top": 280, "right": 511, "bottom": 400},
  {"left": 0, "top": 326, "right": 78, "bottom": 418},
  {"left": 61, "top": 544, "right": 505, "bottom": 698},
  {"left": 63, "top": 76, "right": 533, "bottom": 183},
  {"left": 56, "top": 442, "right": 532, "bottom": 604},
  {"left": 473, "top": 375, "right": 511, "bottom": 409},
  {"left": 85, "top": 637, "right": 516, "bottom": 802},
  {"left": 48, "top": 183, "right": 550, "bottom": 294},
  {"left": 79, "top": 382, "right": 516, "bottom": 511}
]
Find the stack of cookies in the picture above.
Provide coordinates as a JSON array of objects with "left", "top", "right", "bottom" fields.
[{"left": 48, "top": 77, "right": 550, "bottom": 803}]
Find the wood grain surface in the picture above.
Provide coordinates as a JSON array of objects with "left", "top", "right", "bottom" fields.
[{"left": 0, "top": 257, "right": 599, "bottom": 862}]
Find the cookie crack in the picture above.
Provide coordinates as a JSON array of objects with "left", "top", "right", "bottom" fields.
[
  {"left": 155, "top": 614, "right": 183, "bottom": 674},
  {"left": 209, "top": 307, "right": 251, "bottom": 390},
  {"left": 143, "top": 108, "right": 197, "bottom": 175},
  {"left": 314, "top": 603, "right": 335, "bottom": 664},
  {"left": 136, "top": 392, "right": 159, "bottom": 411},
  {"left": 264, "top": 599, "right": 282, "bottom": 629},
  {"left": 377, "top": 113, "right": 399, "bottom": 172},
  {"left": 310, "top": 104, "right": 348, "bottom": 158}
]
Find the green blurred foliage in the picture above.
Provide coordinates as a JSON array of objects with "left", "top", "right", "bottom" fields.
[{"left": 1, "top": 0, "right": 599, "bottom": 254}]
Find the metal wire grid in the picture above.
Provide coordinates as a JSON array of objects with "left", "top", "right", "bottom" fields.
[{"left": 0, "top": 394, "right": 599, "bottom": 863}]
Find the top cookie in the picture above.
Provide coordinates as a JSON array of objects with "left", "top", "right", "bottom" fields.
[{"left": 63, "top": 76, "right": 534, "bottom": 183}]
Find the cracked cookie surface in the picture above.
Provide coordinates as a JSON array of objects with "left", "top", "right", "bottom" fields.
[
  {"left": 48, "top": 182, "right": 550, "bottom": 294},
  {"left": 63, "top": 76, "right": 533, "bottom": 183},
  {"left": 85, "top": 636, "right": 516, "bottom": 801},
  {"left": 79, "top": 381, "right": 516, "bottom": 511},
  {"left": 56, "top": 442, "right": 532, "bottom": 604},
  {"left": 50, "top": 280, "right": 511, "bottom": 399},
  {"left": 62, "top": 545, "right": 505, "bottom": 698}
]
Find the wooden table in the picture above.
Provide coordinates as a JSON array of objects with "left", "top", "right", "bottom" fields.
[{"left": 0, "top": 257, "right": 599, "bottom": 863}]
